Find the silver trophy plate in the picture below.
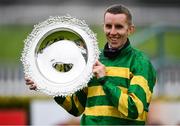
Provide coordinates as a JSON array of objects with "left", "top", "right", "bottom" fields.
[{"left": 21, "top": 15, "right": 99, "bottom": 96}]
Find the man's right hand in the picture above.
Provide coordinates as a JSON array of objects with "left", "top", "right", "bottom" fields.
[{"left": 25, "top": 77, "right": 37, "bottom": 90}]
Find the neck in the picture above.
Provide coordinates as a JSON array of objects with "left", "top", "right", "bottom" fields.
[
  {"left": 108, "top": 39, "right": 128, "bottom": 50},
  {"left": 108, "top": 43, "right": 126, "bottom": 50}
]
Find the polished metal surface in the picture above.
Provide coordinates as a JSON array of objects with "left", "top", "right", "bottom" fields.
[{"left": 21, "top": 16, "right": 99, "bottom": 96}]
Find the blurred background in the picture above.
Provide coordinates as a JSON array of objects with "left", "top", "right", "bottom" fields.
[{"left": 0, "top": 0, "right": 180, "bottom": 125}]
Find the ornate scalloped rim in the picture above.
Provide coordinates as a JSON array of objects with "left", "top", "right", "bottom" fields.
[{"left": 21, "top": 15, "right": 100, "bottom": 96}]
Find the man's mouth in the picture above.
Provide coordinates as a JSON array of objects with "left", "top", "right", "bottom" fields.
[{"left": 110, "top": 37, "right": 119, "bottom": 42}]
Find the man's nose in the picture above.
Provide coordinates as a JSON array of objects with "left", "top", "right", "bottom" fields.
[{"left": 110, "top": 27, "right": 117, "bottom": 35}]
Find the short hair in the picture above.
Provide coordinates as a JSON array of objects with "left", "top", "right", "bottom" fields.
[{"left": 104, "top": 4, "right": 133, "bottom": 25}]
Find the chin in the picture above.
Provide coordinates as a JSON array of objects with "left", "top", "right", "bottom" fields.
[
  {"left": 111, "top": 46, "right": 120, "bottom": 49},
  {"left": 110, "top": 44, "right": 121, "bottom": 49}
]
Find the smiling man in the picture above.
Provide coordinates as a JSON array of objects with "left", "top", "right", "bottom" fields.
[
  {"left": 55, "top": 4, "right": 156, "bottom": 125},
  {"left": 25, "top": 4, "right": 156, "bottom": 125}
]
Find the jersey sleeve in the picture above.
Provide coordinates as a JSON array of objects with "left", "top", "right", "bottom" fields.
[{"left": 54, "top": 87, "right": 88, "bottom": 116}]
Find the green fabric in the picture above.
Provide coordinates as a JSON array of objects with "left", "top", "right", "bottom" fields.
[
  {"left": 75, "top": 89, "right": 87, "bottom": 107},
  {"left": 68, "top": 97, "right": 80, "bottom": 116},
  {"left": 103, "top": 81, "right": 121, "bottom": 107},
  {"left": 54, "top": 42, "right": 156, "bottom": 125},
  {"left": 129, "top": 85, "right": 148, "bottom": 111},
  {"left": 81, "top": 115, "right": 145, "bottom": 125},
  {"left": 54, "top": 96, "right": 66, "bottom": 104},
  {"left": 54, "top": 89, "right": 87, "bottom": 116},
  {"left": 127, "top": 96, "right": 139, "bottom": 119},
  {"left": 86, "top": 95, "right": 112, "bottom": 107}
]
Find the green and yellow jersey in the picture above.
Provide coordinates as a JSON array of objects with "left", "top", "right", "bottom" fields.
[{"left": 54, "top": 41, "right": 156, "bottom": 125}]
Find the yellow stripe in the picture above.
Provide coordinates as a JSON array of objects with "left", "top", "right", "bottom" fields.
[
  {"left": 62, "top": 96, "right": 72, "bottom": 111},
  {"left": 84, "top": 106, "right": 126, "bottom": 119},
  {"left": 129, "top": 93, "right": 144, "bottom": 118},
  {"left": 73, "top": 95, "right": 84, "bottom": 115},
  {"left": 84, "top": 104, "right": 146, "bottom": 121},
  {"left": 137, "top": 111, "right": 147, "bottom": 121},
  {"left": 87, "top": 86, "right": 105, "bottom": 98},
  {"left": 131, "top": 76, "right": 152, "bottom": 102},
  {"left": 118, "top": 86, "right": 128, "bottom": 116},
  {"left": 118, "top": 86, "right": 128, "bottom": 94},
  {"left": 106, "top": 67, "right": 130, "bottom": 79},
  {"left": 118, "top": 87, "right": 146, "bottom": 121},
  {"left": 118, "top": 92, "right": 128, "bottom": 117}
]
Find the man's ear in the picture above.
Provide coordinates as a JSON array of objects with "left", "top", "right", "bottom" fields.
[{"left": 128, "top": 25, "right": 135, "bottom": 35}]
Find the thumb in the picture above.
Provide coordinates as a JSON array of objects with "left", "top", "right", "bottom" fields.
[{"left": 96, "top": 60, "right": 103, "bottom": 66}]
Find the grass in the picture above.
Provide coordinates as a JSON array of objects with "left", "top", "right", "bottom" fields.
[
  {"left": 0, "top": 25, "right": 33, "bottom": 63},
  {"left": 0, "top": 25, "right": 180, "bottom": 63}
]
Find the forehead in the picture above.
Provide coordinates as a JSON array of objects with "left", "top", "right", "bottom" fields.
[{"left": 104, "top": 13, "right": 128, "bottom": 24}]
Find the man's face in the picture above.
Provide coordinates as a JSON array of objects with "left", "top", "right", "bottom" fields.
[{"left": 103, "top": 12, "right": 133, "bottom": 49}]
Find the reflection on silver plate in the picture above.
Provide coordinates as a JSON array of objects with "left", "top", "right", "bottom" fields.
[{"left": 21, "top": 15, "right": 99, "bottom": 96}]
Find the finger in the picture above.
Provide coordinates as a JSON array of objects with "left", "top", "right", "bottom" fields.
[
  {"left": 29, "top": 84, "right": 37, "bottom": 90},
  {"left": 24, "top": 78, "right": 34, "bottom": 85},
  {"left": 96, "top": 60, "right": 103, "bottom": 65},
  {"left": 93, "top": 65, "right": 98, "bottom": 69},
  {"left": 29, "top": 87, "right": 36, "bottom": 90},
  {"left": 25, "top": 77, "right": 30, "bottom": 81},
  {"left": 93, "top": 60, "right": 99, "bottom": 66},
  {"left": 25, "top": 76, "right": 31, "bottom": 80},
  {"left": 25, "top": 80, "right": 34, "bottom": 85},
  {"left": 25, "top": 78, "right": 32, "bottom": 83},
  {"left": 93, "top": 69, "right": 99, "bottom": 76},
  {"left": 93, "top": 69, "right": 98, "bottom": 74},
  {"left": 26, "top": 83, "right": 34, "bottom": 86}
]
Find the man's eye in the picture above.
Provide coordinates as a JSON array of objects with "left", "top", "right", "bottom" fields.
[
  {"left": 105, "top": 24, "right": 112, "bottom": 29},
  {"left": 115, "top": 25, "right": 123, "bottom": 29}
]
